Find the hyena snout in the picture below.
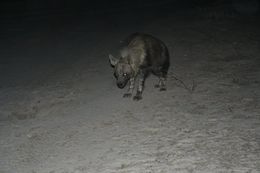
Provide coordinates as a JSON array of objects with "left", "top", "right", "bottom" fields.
[{"left": 116, "top": 79, "right": 128, "bottom": 89}]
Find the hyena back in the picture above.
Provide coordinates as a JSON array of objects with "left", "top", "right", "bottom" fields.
[{"left": 109, "top": 33, "right": 170, "bottom": 101}]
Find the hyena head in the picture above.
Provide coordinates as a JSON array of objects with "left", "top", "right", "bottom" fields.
[{"left": 109, "top": 54, "right": 133, "bottom": 89}]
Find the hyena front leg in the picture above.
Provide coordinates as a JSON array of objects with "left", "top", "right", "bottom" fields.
[
  {"left": 133, "top": 72, "right": 146, "bottom": 101},
  {"left": 123, "top": 77, "right": 135, "bottom": 98}
]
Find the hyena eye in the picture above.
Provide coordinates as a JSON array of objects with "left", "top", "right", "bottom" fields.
[{"left": 123, "top": 73, "right": 127, "bottom": 77}]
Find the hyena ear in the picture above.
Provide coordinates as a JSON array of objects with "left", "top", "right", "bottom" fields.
[{"left": 109, "top": 54, "right": 119, "bottom": 67}]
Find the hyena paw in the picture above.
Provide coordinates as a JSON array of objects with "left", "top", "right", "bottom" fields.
[
  {"left": 154, "top": 84, "right": 160, "bottom": 88},
  {"left": 123, "top": 93, "right": 132, "bottom": 98},
  {"left": 160, "top": 87, "right": 167, "bottom": 91},
  {"left": 133, "top": 95, "right": 142, "bottom": 101}
]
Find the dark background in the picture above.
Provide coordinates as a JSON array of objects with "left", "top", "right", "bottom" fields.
[{"left": 1, "top": 0, "right": 259, "bottom": 16}]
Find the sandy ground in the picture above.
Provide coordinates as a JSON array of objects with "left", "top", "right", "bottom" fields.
[{"left": 0, "top": 6, "right": 260, "bottom": 173}]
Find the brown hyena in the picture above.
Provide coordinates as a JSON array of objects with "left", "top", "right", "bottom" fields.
[{"left": 109, "top": 33, "right": 170, "bottom": 101}]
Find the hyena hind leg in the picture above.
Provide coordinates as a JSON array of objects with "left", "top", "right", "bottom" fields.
[
  {"left": 154, "top": 66, "right": 168, "bottom": 91},
  {"left": 154, "top": 77, "right": 167, "bottom": 91},
  {"left": 153, "top": 70, "right": 167, "bottom": 91}
]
